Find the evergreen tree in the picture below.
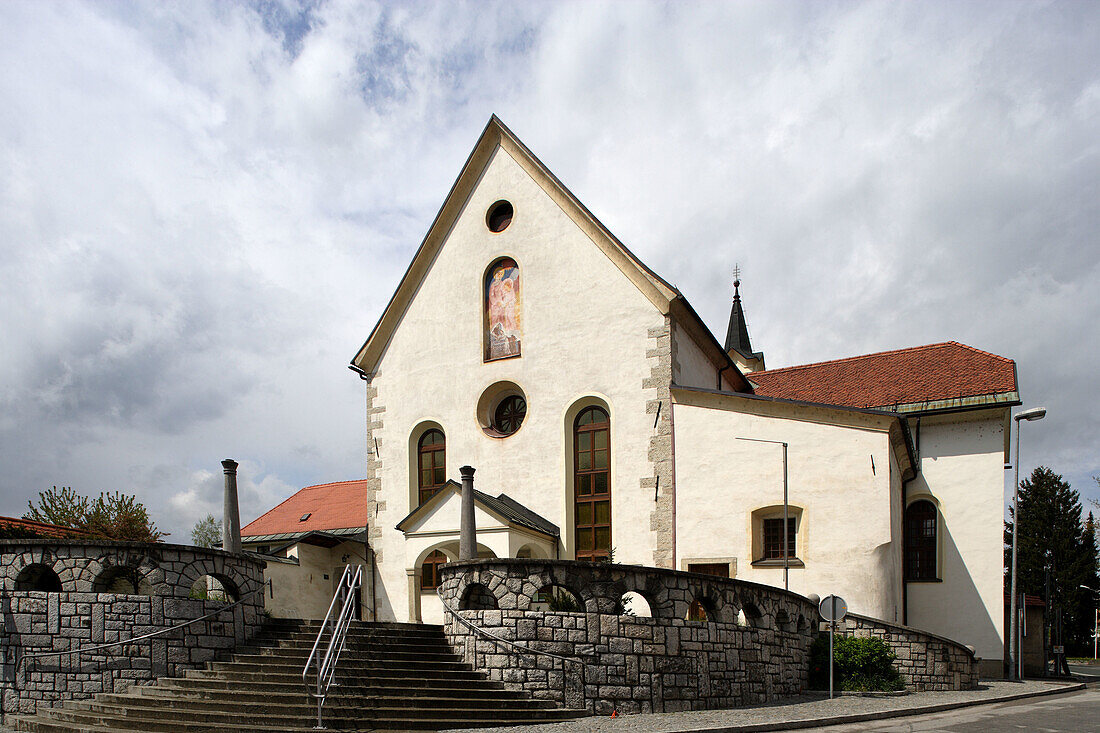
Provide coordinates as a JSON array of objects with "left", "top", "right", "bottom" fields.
[{"left": 1005, "top": 467, "right": 1099, "bottom": 654}]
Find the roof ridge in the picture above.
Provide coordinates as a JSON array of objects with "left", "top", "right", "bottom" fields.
[
  {"left": 298, "top": 479, "right": 367, "bottom": 491},
  {"left": 754, "top": 341, "right": 1010, "bottom": 377}
]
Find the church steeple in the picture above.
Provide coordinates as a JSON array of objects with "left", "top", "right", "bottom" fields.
[{"left": 723, "top": 268, "right": 765, "bottom": 373}]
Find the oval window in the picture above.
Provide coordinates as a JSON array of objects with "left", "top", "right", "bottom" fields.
[{"left": 486, "top": 200, "right": 513, "bottom": 233}]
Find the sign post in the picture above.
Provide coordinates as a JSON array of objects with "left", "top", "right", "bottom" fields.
[{"left": 819, "top": 595, "right": 848, "bottom": 699}]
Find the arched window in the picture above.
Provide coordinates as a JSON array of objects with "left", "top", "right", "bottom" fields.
[
  {"left": 421, "top": 550, "right": 448, "bottom": 591},
  {"left": 418, "top": 429, "right": 446, "bottom": 505},
  {"left": 485, "top": 258, "right": 521, "bottom": 361},
  {"left": 574, "top": 406, "right": 610, "bottom": 561},
  {"left": 905, "top": 500, "right": 938, "bottom": 581}
]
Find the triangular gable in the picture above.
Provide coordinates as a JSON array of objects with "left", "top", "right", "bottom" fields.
[
  {"left": 395, "top": 480, "right": 558, "bottom": 538},
  {"left": 350, "top": 115, "right": 749, "bottom": 392}
]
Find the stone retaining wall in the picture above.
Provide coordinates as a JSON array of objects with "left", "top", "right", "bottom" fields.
[
  {"left": 440, "top": 559, "right": 818, "bottom": 714},
  {"left": 837, "top": 613, "right": 980, "bottom": 691},
  {"left": 0, "top": 541, "right": 265, "bottom": 716}
]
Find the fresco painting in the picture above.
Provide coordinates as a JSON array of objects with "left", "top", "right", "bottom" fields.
[{"left": 486, "top": 259, "right": 521, "bottom": 360}]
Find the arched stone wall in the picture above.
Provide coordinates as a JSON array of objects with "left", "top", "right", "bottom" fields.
[
  {"left": 439, "top": 559, "right": 818, "bottom": 714},
  {"left": 0, "top": 540, "right": 262, "bottom": 599},
  {"left": 0, "top": 540, "right": 265, "bottom": 717}
]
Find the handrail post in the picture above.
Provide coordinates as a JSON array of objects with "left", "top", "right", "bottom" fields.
[{"left": 303, "top": 564, "right": 362, "bottom": 730}]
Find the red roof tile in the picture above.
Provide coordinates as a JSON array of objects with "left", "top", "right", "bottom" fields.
[
  {"left": 241, "top": 480, "right": 368, "bottom": 537},
  {"left": 749, "top": 342, "right": 1017, "bottom": 411},
  {"left": 0, "top": 516, "right": 90, "bottom": 539}
]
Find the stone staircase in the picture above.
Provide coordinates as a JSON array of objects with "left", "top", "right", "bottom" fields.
[{"left": 10, "top": 619, "right": 588, "bottom": 732}]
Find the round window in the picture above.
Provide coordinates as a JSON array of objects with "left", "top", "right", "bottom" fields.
[
  {"left": 477, "top": 381, "right": 527, "bottom": 438},
  {"left": 486, "top": 200, "right": 513, "bottom": 233},
  {"left": 493, "top": 395, "right": 526, "bottom": 436}
]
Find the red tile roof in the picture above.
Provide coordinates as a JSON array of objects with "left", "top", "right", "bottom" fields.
[
  {"left": 0, "top": 516, "right": 90, "bottom": 539},
  {"left": 241, "top": 480, "right": 368, "bottom": 537},
  {"left": 749, "top": 342, "right": 1017, "bottom": 411}
]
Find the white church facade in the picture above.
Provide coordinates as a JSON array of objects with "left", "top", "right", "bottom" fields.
[{"left": 346, "top": 116, "right": 1019, "bottom": 677}]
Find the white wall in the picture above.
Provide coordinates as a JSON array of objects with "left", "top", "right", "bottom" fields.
[
  {"left": 369, "top": 145, "right": 666, "bottom": 621},
  {"left": 672, "top": 322, "right": 720, "bottom": 390},
  {"left": 906, "top": 409, "right": 1007, "bottom": 667},
  {"left": 673, "top": 397, "right": 904, "bottom": 622},
  {"left": 263, "top": 541, "right": 371, "bottom": 620}
]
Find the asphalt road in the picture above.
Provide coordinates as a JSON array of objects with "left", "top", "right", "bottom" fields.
[
  {"left": 805, "top": 684, "right": 1099, "bottom": 732},
  {"left": 1069, "top": 663, "right": 1100, "bottom": 681}
]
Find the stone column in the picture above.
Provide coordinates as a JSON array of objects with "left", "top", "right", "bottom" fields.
[
  {"left": 221, "top": 459, "right": 242, "bottom": 554},
  {"left": 459, "top": 465, "right": 476, "bottom": 560},
  {"left": 406, "top": 568, "right": 422, "bottom": 623}
]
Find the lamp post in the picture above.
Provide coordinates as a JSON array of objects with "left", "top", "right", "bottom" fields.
[
  {"left": 1009, "top": 406, "right": 1047, "bottom": 680},
  {"left": 737, "top": 437, "right": 790, "bottom": 591},
  {"left": 1080, "top": 585, "right": 1099, "bottom": 660}
]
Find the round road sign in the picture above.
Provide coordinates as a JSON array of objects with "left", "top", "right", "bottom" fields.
[{"left": 819, "top": 595, "right": 848, "bottom": 622}]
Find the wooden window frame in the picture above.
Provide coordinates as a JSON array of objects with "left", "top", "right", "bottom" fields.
[
  {"left": 417, "top": 429, "right": 446, "bottom": 506},
  {"left": 574, "top": 406, "right": 611, "bottom": 562},
  {"left": 420, "top": 550, "right": 448, "bottom": 591}
]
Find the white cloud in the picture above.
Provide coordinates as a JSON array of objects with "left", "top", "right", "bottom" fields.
[{"left": 1, "top": 0, "right": 1097, "bottom": 538}]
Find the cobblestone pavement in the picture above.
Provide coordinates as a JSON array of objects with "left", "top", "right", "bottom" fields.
[{"left": 444, "top": 680, "right": 1082, "bottom": 733}]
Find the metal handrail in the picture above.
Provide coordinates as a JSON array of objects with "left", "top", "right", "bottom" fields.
[
  {"left": 17, "top": 579, "right": 271, "bottom": 676},
  {"left": 302, "top": 564, "right": 362, "bottom": 729},
  {"left": 436, "top": 586, "right": 587, "bottom": 711}
]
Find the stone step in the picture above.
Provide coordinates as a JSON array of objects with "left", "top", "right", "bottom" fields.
[
  {"left": 184, "top": 666, "right": 490, "bottom": 682},
  {"left": 144, "top": 681, "right": 524, "bottom": 701},
  {"left": 155, "top": 675, "right": 508, "bottom": 694},
  {"left": 9, "top": 618, "right": 587, "bottom": 733},
  {"left": 80, "top": 693, "right": 561, "bottom": 716},
  {"left": 37, "top": 704, "right": 583, "bottom": 731},
  {"left": 233, "top": 646, "right": 461, "bottom": 661},
  {"left": 207, "top": 651, "right": 470, "bottom": 669}
]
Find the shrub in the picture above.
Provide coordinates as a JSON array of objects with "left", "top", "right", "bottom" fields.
[{"left": 809, "top": 635, "right": 905, "bottom": 692}]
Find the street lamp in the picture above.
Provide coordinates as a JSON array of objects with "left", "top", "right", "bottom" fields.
[
  {"left": 1080, "top": 585, "right": 1099, "bottom": 660},
  {"left": 1009, "top": 406, "right": 1047, "bottom": 681},
  {"left": 737, "top": 437, "right": 790, "bottom": 591}
]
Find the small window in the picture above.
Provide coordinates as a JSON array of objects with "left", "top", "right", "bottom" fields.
[
  {"left": 486, "top": 200, "right": 513, "bottom": 233},
  {"left": 905, "top": 500, "right": 938, "bottom": 581},
  {"left": 421, "top": 550, "right": 448, "bottom": 591},
  {"left": 762, "top": 517, "right": 796, "bottom": 560},
  {"left": 299, "top": 513, "right": 312, "bottom": 522},
  {"left": 750, "top": 506, "right": 804, "bottom": 566},
  {"left": 493, "top": 395, "right": 526, "bottom": 435}
]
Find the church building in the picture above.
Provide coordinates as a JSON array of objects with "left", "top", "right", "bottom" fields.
[{"left": 347, "top": 116, "right": 1019, "bottom": 677}]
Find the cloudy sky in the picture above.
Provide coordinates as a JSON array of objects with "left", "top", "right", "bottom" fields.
[{"left": 1, "top": 0, "right": 1097, "bottom": 540}]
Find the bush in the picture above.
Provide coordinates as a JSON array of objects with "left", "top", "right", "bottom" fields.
[{"left": 809, "top": 635, "right": 905, "bottom": 692}]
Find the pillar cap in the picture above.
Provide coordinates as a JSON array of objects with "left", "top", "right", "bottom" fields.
[
  {"left": 459, "top": 465, "right": 475, "bottom": 479},
  {"left": 221, "top": 459, "right": 239, "bottom": 473}
]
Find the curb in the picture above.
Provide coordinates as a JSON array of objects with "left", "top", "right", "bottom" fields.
[{"left": 680, "top": 681, "right": 1087, "bottom": 732}]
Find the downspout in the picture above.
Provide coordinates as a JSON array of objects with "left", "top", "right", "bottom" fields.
[
  {"left": 369, "top": 541, "right": 377, "bottom": 622},
  {"left": 717, "top": 363, "right": 733, "bottom": 391},
  {"left": 349, "top": 363, "right": 374, "bottom": 620},
  {"left": 901, "top": 417, "right": 921, "bottom": 626}
]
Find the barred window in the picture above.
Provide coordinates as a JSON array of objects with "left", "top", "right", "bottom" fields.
[
  {"left": 762, "top": 517, "right": 797, "bottom": 560},
  {"left": 904, "top": 500, "right": 938, "bottom": 581}
]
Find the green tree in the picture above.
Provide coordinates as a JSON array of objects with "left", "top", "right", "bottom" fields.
[
  {"left": 191, "top": 514, "right": 222, "bottom": 549},
  {"left": 25, "top": 486, "right": 166, "bottom": 542},
  {"left": 1005, "top": 467, "right": 1099, "bottom": 654}
]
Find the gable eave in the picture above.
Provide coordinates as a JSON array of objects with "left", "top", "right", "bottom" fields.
[{"left": 351, "top": 115, "right": 680, "bottom": 374}]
